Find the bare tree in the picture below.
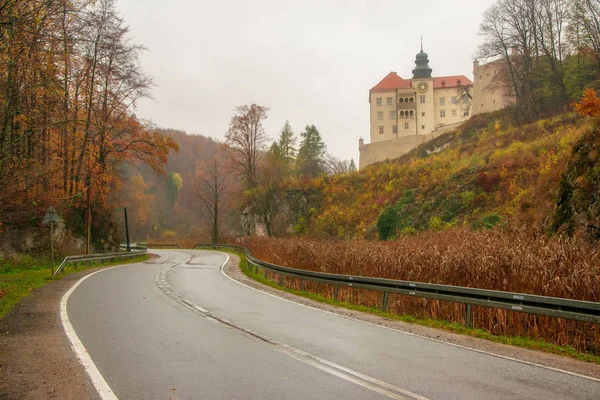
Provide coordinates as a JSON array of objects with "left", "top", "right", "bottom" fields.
[
  {"left": 225, "top": 104, "right": 269, "bottom": 188},
  {"left": 196, "top": 156, "right": 233, "bottom": 243},
  {"left": 325, "top": 154, "right": 351, "bottom": 175}
]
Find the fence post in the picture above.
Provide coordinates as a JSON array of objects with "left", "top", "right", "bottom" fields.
[
  {"left": 382, "top": 292, "right": 389, "bottom": 312},
  {"left": 465, "top": 303, "right": 472, "bottom": 328}
]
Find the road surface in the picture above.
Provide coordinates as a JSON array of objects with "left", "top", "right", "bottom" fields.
[{"left": 66, "top": 250, "right": 600, "bottom": 399}]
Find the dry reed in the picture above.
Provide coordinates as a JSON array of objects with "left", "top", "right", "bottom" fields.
[{"left": 244, "top": 229, "right": 600, "bottom": 354}]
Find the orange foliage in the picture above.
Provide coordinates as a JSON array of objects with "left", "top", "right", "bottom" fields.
[{"left": 575, "top": 88, "right": 600, "bottom": 119}]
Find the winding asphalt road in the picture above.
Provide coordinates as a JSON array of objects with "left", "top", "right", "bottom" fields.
[{"left": 66, "top": 250, "right": 600, "bottom": 399}]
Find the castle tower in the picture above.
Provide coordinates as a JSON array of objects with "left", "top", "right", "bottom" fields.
[{"left": 412, "top": 42, "right": 435, "bottom": 135}]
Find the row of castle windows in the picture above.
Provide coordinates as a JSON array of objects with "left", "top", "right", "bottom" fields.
[
  {"left": 378, "top": 109, "right": 467, "bottom": 120},
  {"left": 376, "top": 96, "right": 415, "bottom": 106},
  {"left": 379, "top": 123, "right": 411, "bottom": 134},
  {"left": 378, "top": 111, "right": 414, "bottom": 120},
  {"left": 377, "top": 95, "right": 469, "bottom": 106}
]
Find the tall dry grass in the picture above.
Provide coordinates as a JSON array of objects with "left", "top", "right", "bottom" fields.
[{"left": 243, "top": 229, "right": 600, "bottom": 353}]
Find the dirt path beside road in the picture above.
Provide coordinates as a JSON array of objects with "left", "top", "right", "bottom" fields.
[{"left": 0, "top": 269, "right": 102, "bottom": 400}]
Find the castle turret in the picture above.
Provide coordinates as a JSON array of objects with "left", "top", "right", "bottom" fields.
[{"left": 412, "top": 42, "right": 432, "bottom": 79}]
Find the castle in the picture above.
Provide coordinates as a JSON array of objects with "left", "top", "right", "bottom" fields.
[{"left": 359, "top": 47, "right": 511, "bottom": 169}]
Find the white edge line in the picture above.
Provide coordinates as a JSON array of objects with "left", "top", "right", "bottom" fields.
[
  {"left": 210, "top": 250, "right": 600, "bottom": 384},
  {"left": 183, "top": 251, "right": 425, "bottom": 400},
  {"left": 60, "top": 256, "right": 160, "bottom": 400}
]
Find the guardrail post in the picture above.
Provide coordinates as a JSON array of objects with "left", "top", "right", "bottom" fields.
[
  {"left": 334, "top": 286, "right": 339, "bottom": 300},
  {"left": 382, "top": 292, "right": 389, "bottom": 312},
  {"left": 465, "top": 303, "right": 472, "bottom": 328},
  {"left": 301, "top": 280, "right": 306, "bottom": 292},
  {"left": 278, "top": 274, "right": 283, "bottom": 286}
]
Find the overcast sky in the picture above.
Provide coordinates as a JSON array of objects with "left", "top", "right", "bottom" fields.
[{"left": 116, "top": 0, "right": 496, "bottom": 163}]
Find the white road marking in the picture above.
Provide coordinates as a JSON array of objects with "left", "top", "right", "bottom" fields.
[
  {"left": 61, "top": 267, "right": 125, "bottom": 400},
  {"left": 212, "top": 250, "right": 600, "bottom": 384},
  {"left": 161, "top": 251, "right": 430, "bottom": 400},
  {"left": 61, "top": 252, "right": 192, "bottom": 400}
]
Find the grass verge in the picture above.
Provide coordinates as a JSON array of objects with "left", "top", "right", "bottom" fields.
[
  {"left": 0, "top": 254, "right": 149, "bottom": 319},
  {"left": 206, "top": 247, "right": 600, "bottom": 365}
]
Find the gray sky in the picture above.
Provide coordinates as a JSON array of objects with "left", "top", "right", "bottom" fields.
[{"left": 116, "top": 0, "right": 496, "bottom": 163}]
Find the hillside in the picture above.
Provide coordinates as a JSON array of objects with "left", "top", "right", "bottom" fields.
[
  {"left": 286, "top": 112, "right": 589, "bottom": 238},
  {"left": 119, "top": 129, "right": 220, "bottom": 242}
]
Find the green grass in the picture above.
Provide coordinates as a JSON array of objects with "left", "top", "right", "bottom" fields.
[
  {"left": 211, "top": 248, "right": 600, "bottom": 365},
  {"left": 0, "top": 254, "right": 149, "bottom": 319}
]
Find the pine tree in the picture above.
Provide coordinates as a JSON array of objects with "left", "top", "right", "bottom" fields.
[
  {"left": 349, "top": 159, "right": 357, "bottom": 172},
  {"left": 278, "top": 121, "right": 297, "bottom": 171},
  {"left": 297, "top": 124, "right": 326, "bottom": 177}
]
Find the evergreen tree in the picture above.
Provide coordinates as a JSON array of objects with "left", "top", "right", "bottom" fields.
[
  {"left": 349, "top": 159, "right": 357, "bottom": 172},
  {"left": 297, "top": 125, "right": 326, "bottom": 177},
  {"left": 277, "top": 121, "right": 297, "bottom": 171}
]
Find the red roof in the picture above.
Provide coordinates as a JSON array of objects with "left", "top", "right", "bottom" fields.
[
  {"left": 433, "top": 75, "right": 472, "bottom": 88},
  {"left": 370, "top": 71, "right": 412, "bottom": 91},
  {"left": 369, "top": 72, "right": 473, "bottom": 102}
]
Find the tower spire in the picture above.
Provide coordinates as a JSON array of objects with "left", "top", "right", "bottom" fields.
[{"left": 421, "top": 35, "right": 423, "bottom": 52}]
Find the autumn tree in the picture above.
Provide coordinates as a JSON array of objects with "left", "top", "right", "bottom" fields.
[
  {"left": 0, "top": 0, "right": 178, "bottom": 252},
  {"left": 165, "top": 172, "right": 183, "bottom": 209},
  {"left": 297, "top": 124, "right": 326, "bottom": 177},
  {"left": 225, "top": 104, "right": 269, "bottom": 188},
  {"left": 248, "top": 148, "right": 286, "bottom": 236}
]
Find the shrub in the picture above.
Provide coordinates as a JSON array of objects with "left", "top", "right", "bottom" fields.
[{"left": 377, "top": 206, "right": 397, "bottom": 240}]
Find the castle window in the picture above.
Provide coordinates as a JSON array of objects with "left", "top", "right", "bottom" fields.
[
  {"left": 387, "top": 97, "right": 393, "bottom": 106},
  {"left": 410, "top": 110, "right": 414, "bottom": 118},
  {"left": 393, "top": 125, "right": 398, "bottom": 134},
  {"left": 452, "top": 109, "right": 457, "bottom": 117},
  {"left": 405, "top": 97, "right": 409, "bottom": 103},
  {"left": 400, "top": 111, "right": 405, "bottom": 118},
  {"left": 451, "top": 96, "right": 458, "bottom": 104},
  {"left": 377, "top": 112, "right": 383, "bottom": 120},
  {"left": 441, "top": 81, "right": 446, "bottom": 87},
  {"left": 399, "top": 97, "right": 404, "bottom": 103},
  {"left": 421, "top": 112, "right": 425, "bottom": 117},
  {"left": 457, "top": 79, "right": 462, "bottom": 86},
  {"left": 464, "top": 110, "right": 469, "bottom": 116},
  {"left": 409, "top": 97, "right": 414, "bottom": 102},
  {"left": 421, "top": 125, "right": 425, "bottom": 130},
  {"left": 379, "top": 126, "right": 384, "bottom": 134},
  {"left": 440, "top": 110, "right": 446, "bottom": 118},
  {"left": 420, "top": 95, "right": 425, "bottom": 103},
  {"left": 390, "top": 111, "right": 396, "bottom": 119},
  {"left": 376, "top": 97, "right": 382, "bottom": 106},
  {"left": 440, "top": 97, "right": 446, "bottom": 105},
  {"left": 404, "top": 122, "right": 409, "bottom": 129},
  {"left": 463, "top": 96, "right": 469, "bottom": 104}
]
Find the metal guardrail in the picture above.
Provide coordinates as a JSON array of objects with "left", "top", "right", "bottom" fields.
[
  {"left": 192, "top": 243, "right": 600, "bottom": 327},
  {"left": 52, "top": 250, "right": 148, "bottom": 277},
  {"left": 144, "top": 243, "right": 183, "bottom": 249}
]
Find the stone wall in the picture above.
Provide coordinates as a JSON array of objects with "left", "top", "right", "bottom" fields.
[
  {"left": 359, "top": 133, "right": 433, "bottom": 169},
  {"left": 358, "top": 121, "right": 465, "bottom": 170}
]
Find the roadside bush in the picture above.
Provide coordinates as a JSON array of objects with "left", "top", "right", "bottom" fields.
[{"left": 377, "top": 206, "right": 397, "bottom": 240}]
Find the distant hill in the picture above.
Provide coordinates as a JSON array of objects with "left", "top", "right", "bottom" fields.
[
  {"left": 123, "top": 129, "right": 220, "bottom": 241},
  {"left": 285, "top": 112, "right": 590, "bottom": 239}
]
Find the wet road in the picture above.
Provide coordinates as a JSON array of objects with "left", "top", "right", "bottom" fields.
[{"left": 67, "top": 250, "right": 600, "bottom": 399}]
